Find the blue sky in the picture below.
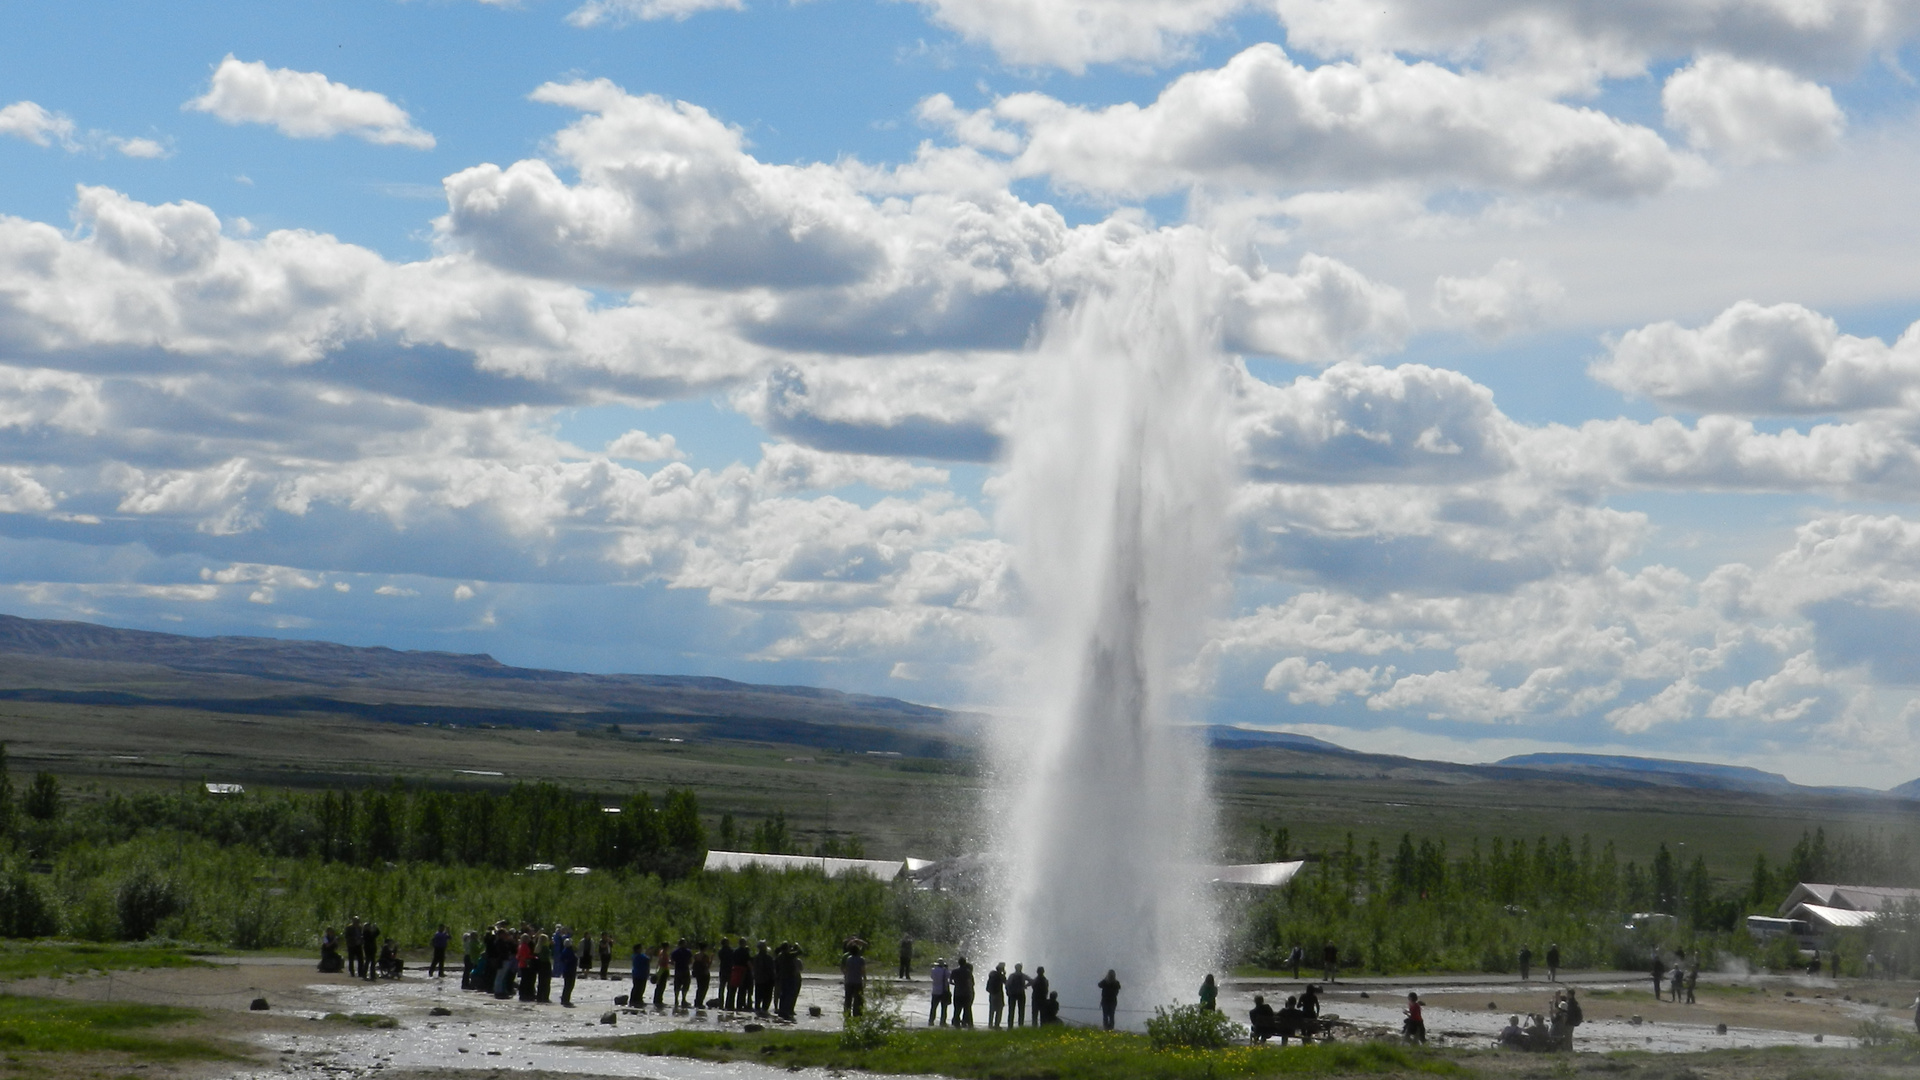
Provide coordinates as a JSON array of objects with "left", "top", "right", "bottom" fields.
[{"left": 7, "top": 0, "right": 1920, "bottom": 785}]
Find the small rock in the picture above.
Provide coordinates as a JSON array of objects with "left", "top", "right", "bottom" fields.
[
  {"left": 1358, "top": 992, "right": 1369, "bottom": 999},
  {"left": 1487, "top": 1002, "right": 1497, "bottom": 1010},
  {"left": 1716, "top": 1023, "right": 1727, "bottom": 1034},
  {"left": 250, "top": 998, "right": 270, "bottom": 1011},
  {"left": 808, "top": 1006, "right": 823, "bottom": 1017},
  {"left": 487, "top": 1049, "right": 502, "bottom": 1056},
  {"left": 1815, "top": 1033, "right": 1824, "bottom": 1043},
  {"left": 614, "top": 994, "right": 628, "bottom": 1006},
  {"left": 744, "top": 1023, "right": 765, "bottom": 1033},
  {"left": 1630, "top": 1015, "right": 1643, "bottom": 1026},
  {"left": 458, "top": 1048, "right": 469, "bottom": 1054},
  {"left": 600, "top": 1011, "right": 618, "bottom": 1025},
  {"left": 429, "top": 1007, "right": 452, "bottom": 1017}
]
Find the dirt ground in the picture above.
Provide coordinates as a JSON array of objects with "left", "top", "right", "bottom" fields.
[{"left": 8, "top": 961, "right": 1920, "bottom": 1080}]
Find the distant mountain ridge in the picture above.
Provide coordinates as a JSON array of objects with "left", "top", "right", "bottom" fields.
[
  {"left": 1, "top": 614, "right": 1911, "bottom": 793},
  {"left": 1496, "top": 752, "right": 1798, "bottom": 792},
  {"left": 0, "top": 613, "right": 960, "bottom": 754}
]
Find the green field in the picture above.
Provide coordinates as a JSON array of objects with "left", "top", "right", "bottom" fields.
[
  {"left": 5, "top": 695, "right": 1914, "bottom": 877},
  {"left": 0, "top": 994, "right": 237, "bottom": 1061}
]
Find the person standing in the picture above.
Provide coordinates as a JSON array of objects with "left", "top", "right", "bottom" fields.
[
  {"left": 952, "top": 956, "right": 975, "bottom": 1028},
  {"left": 928, "top": 957, "right": 951, "bottom": 1026},
  {"left": 580, "top": 933, "right": 596, "bottom": 988},
  {"left": 652, "top": 942, "right": 670, "bottom": 1007},
  {"left": 361, "top": 920, "right": 381, "bottom": 981},
  {"left": 1685, "top": 966, "right": 1698, "bottom": 1005},
  {"left": 1651, "top": 953, "right": 1667, "bottom": 1001},
  {"left": 1097, "top": 969, "right": 1121, "bottom": 1031},
  {"left": 670, "top": 938, "right": 693, "bottom": 1008},
  {"left": 536, "top": 932, "right": 554, "bottom": 1003},
  {"left": 1546, "top": 943, "right": 1560, "bottom": 983},
  {"left": 985, "top": 962, "right": 1007, "bottom": 1028},
  {"left": 717, "top": 938, "right": 737, "bottom": 1010},
  {"left": 1031, "top": 966, "right": 1051, "bottom": 1022},
  {"left": 599, "top": 932, "right": 613, "bottom": 980},
  {"left": 430, "top": 924, "right": 451, "bottom": 978},
  {"left": 755, "top": 939, "right": 777, "bottom": 1017},
  {"left": 345, "top": 916, "right": 365, "bottom": 980},
  {"left": 630, "top": 942, "right": 650, "bottom": 1005},
  {"left": 518, "top": 933, "right": 538, "bottom": 1002},
  {"left": 1007, "top": 964, "right": 1031, "bottom": 1027},
  {"left": 1670, "top": 962, "right": 1683, "bottom": 1003},
  {"left": 493, "top": 929, "right": 518, "bottom": 999},
  {"left": 775, "top": 941, "right": 802, "bottom": 1021},
  {"left": 558, "top": 931, "right": 579, "bottom": 1008},
  {"left": 898, "top": 934, "right": 914, "bottom": 980},
  {"left": 1519, "top": 944, "right": 1532, "bottom": 981},
  {"left": 841, "top": 943, "right": 866, "bottom": 1017},
  {"left": 1198, "top": 973, "right": 1217, "bottom": 1011},
  {"left": 461, "top": 930, "right": 479, "bottom": 989},
  {"left": 693, "top": 942, "right": 712, "bottom": 1010},
  {"left": 1562, "top": 987, "right": 1583, "bottom": 1050},
  {"left": 1288, "top": 943, "right": 1303, "bottom": 980},
  {"left": 1322, "top": 942, "right": 1339, "bottom": 983}
]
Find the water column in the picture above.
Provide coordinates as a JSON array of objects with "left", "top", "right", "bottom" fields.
[{"left": 991, "top": 232, "right": 1233, "bottom": 1026}]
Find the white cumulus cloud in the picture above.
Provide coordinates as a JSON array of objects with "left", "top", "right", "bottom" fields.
[
  {"left": 605, "top": 429, "right": 685, "bottom": 462},
  {"left": 1592, "top": 301, "right": 1920, "bottom": 415},
  {"left": 978, "top": 44, "right": 1688, "bottom": 200},
  {"left": 911, "top": 0, "right": 1251, "bottom": 73},
  {"left": 566, "top": 0, "right": 741, "bottom": 25},
  {"left": 1663, "top": 54, "right": 1844, "bottom": 164},
  {"left": 0, "top": 101, "right": 76, "bottom": 148},
  {"left": 1431, "top": 259, "right": 1564, "bottom": 339},
  {"left": 186, "top": 56, "right": 435, "bottom": 149}
]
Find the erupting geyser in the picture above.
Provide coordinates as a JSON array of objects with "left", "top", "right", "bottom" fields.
[{"left": 990, "top": 234, "right": 1234, "bottom": 1026}]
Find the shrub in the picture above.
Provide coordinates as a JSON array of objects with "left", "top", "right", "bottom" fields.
[
  {"left": 0, "top": 867, "right": 59, "bottom": 937},
  {"left": 840, "top": 999, "right": 905, "bottom": 1050},
  {"left": 1145, "top": 1002, "right": 1245, "bottom": 1050},
  {"left": 1857, "top": 1017, "right": 1901, "bottom": 1047},
  {"left": 115, "top": 866, "right": 181, "bottom": 941}
]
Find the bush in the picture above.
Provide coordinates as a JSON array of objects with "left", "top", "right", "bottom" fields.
[
  {"left": 115, "top": 867, "right": 181, "bottom": 941},
  {"left": 840, "top": 999, "right": 905, "bottom": 1050},
  {"left": 0, "top": 867, "right": 59, "bottom": 937},
  {"left": 1145, "top": 1003, "right": 1245, "bottom": 1050}
]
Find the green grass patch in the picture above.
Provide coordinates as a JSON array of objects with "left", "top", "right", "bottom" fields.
[
  {"left": 583, "top": 1025, "right": 1467, "bottom": 1079},
  {"left": 0, "top": 940, "right": 209, "bottom": 982},
  {"left": 0, "top": 994, "right": 238, "bottom": 1060}
]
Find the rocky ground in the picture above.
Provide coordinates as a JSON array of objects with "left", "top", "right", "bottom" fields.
[{"left": 8, "top": 959, "right": 1917, "bottom": 1079}]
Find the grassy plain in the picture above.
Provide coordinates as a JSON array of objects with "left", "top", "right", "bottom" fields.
[
  {"left": 0, "top": 942, "right": 208, "bottom": 983},
  {"left": 590, "top": 1026, "right": 1468, "bottom": 1079},
  {"left": 5, "top": 694, "right": 1915, "bottom": 876},
  {"left": 0, "top": 995, "right": 241, "bottom": 1070},
  {"left": 589, "top": 1026, "right": 1920, "bottom": 1080}
]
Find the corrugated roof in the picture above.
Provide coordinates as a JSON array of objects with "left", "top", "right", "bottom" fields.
[
  {"left": 1794, "top": 903, "right": 1877, "bottom": 929},
  {"left": 1779, "top": 882, "right": 1920, "bottom": 916},
  {"left": 702, "top": 850, "right": 905, "bottom": 880},
  {"left": 1209, "top": 861, "right": 1306, "bottom": 887}
]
